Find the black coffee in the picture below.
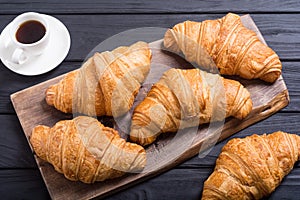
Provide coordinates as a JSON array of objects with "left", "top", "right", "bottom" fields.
[{"left": 16, "top": 20, "right": 46, "bottom": 44}]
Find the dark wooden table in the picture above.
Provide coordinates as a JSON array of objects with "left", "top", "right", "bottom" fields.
[{"left": 1, "top": 1, "right": 300, "bottom": 199}]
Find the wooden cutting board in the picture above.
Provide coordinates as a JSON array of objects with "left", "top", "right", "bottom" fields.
[{"left": 11, "top": 15, "right": 289, "bottom": 200}]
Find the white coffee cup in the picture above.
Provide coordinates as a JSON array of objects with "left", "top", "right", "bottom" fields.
[{"left": 5, "top": 12, "right": 50, "bottom": 65}]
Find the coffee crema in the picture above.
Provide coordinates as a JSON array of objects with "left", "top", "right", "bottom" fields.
[{"left": 16, "top": 20, "right": 46, "bottom": 44}]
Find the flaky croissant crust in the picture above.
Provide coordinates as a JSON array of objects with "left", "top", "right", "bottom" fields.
[
  {"left": 30, "top": 116, "right": 146, "bottom": 183},
  {"left": 164, "top": 13, "right": 282, "bottom": 83},
  {"left": 130, "top": 68, "right": 252, "bottom": 146},
  {"left": 46, "top": 41, "right": 151, "bottom": 117},
  {"left": 202, "top": 131, "right": 300, "bottom": 200}
]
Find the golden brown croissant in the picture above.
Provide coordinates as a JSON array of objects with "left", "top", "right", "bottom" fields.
[
  {"left": 46, "top": 41, "right": 151, "bottom": 117},
  {"left": 130, "top": 68, "right": 252, "bottom": 146},
  {"left": 30, "top": 116, "right": 146, "bottom": 183},
  {"left": 164, "top": 13, "right": 282, "bottom": 83},
  {"left": 202, "top": 131, "right": 300, "bottom": 199}
]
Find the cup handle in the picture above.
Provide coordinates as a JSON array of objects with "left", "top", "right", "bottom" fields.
[
  {"left": 0, "top": 35, "right": 27, "bottom": 65},
  {"left": 11, "top": 48, "right": 28, "bottom": 65}
]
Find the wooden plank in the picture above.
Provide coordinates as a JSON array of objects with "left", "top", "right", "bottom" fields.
[
  {"left": 0, "top": 61, "right": 81, "bottom": 114},
  {"left": 0, "top": 169, "right": 50, "bottom": 200},
  {"left": 1, "top": 12, "right": 300, "bottom": 114},
  {"left": 91, "top": 167, "right": 300, "bottom": 200},
  {"left": 1, "top": 61, "right": 300, "bottom": 114},
  {"left": 0, "top": 167, "right": 300, "bottom": 200},
  {"left": 0, "top": 0, "right": 300, "bottom": 14},
  {"left": 56, "top": 14, "right": 300, "bottom": 61},
  {"left": 0, "top": 61, "right": 299, "bottom": 114},
  {"left": 0, "top": 115, "right": 36, "bottom": 168},
  {"left": 0, "top": 14, "right": 299, "bottom": 61},
  {"left": 281, "top": 63, "right": 300, "bottom": 112},
  {"left": 1, "top": 112, "right": 299, "bottom": 169},
  {"left": 178, "top": 112, "right": 300, "bottom": 168},
  {"left": 10, "top": 15, "right": 290, "bottom": 199}
]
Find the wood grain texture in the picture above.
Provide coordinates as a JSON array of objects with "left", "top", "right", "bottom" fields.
[
  {"left": 0, "top": 1, "right": 299, "bottom": 200},
  {"left": 1, "top": 13, "right": 300, "bottom": 114},
  {"left": 1, "top": 166, "right": 300, "bottom": 200},
  {"left": 1, "top": 112, "right": 299, "bottom": 169},
  {"left": 281, "top": 64, "right": 300, "bottom": 112},
  {"left": 0, "top": 0, "right": 300, "bottom": 14},
  {"left": 103, "top": 167, "right": 300, "bottom": 200},
  {"left": 0, "top": 61, "right": 299, "bottom": 114},
  {"left": 9, "top": 15, "right": 290, "bottom": 200},
  {"left": 0, "top": 14, "right": 299, "bottom": 61},
  {"left": 0, "top": 115, "right": 35, "bottom": 168},
  {"left": 0, "top": 169, "right": 50, "bottom": 199},
  {"left": 0, "top": 62, "right": 80, "bottom": 114}
]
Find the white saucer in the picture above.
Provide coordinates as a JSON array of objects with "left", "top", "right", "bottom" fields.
[{"left": 0, "top": 14, "right": 71, "bottom": 76}]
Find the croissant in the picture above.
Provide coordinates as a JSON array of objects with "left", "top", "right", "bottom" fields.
[
  {"left": 202, "top": 131, "right": 300, "bottom": 199},
  {"left": 130, "top": 68, "right": 252, "bottom": 146},
  {"left": 30, "top": 116, "right": 146, "bottom": 183},
  {"left": 46, "top": 41, "right": 151, "bottom": 117},
  {"left": 164, "top": 13, "right": 282, "bottom": 83}
]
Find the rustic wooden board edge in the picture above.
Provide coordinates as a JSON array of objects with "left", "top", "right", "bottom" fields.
[
  {"left": 10, "top": 14, "right": 290, "bottom": 200},
  {"left": 90, "top": 90, "right": 290, "bottom": 200},
  {"left": 10, "top": 74, "right": 68, "bottom": 152},
  {"left": 10, "top": 76, "right": 289, "bottom": 200},
  {"left": 12, "top": 89, "right": 289, "bottom": 200}
]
